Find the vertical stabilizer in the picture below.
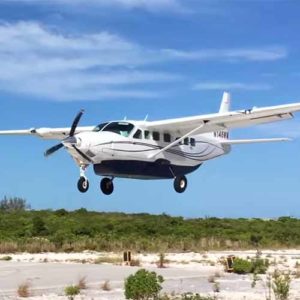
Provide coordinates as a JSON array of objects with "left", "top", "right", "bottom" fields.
[
  {"left": 219, "top": 91, "right": 231, "bottom": 113},
  {"left": 215, "top": 92, "right": 230, "bottom": 139}
]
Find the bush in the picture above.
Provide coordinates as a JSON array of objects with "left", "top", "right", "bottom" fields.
[
  {"left": 251, "top": 258, "right": 269, "bottom": 274},
  {"left": 17, "top": 282, "right": 30, "bottom": 297},
  {"left": 0, "top": 255, "right": 12, "bottom": 261},
  {"left": 232, "top": 257, "right": 269, "bottom": 274},
  {"left": 180, "top": 293, "right": 215, "bottom": 300},
  {"left": 272, "top": 270, "right": 291, "bottom": 300},
  {"left": 233, "top": 258, "right": 252, "bottom": 274},
  {"left": 64, "top": 285, "right": 80, "bottom": 299},
  {"left": 124, "top": 269, "right": 164, "bottom": 300}
]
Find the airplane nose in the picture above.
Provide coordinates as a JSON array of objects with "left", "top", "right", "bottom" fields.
[{"left": 62, "top": 136, "right": 78, "bottom": 146}]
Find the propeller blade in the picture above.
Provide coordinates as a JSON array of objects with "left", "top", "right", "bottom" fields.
[
  {"left": 73, "top": 145, "right": 93, "bottom": 163},
  {"left": 44, "top": 143, "right": 64, "bottom": 157},
  {"left": 69, "top": 109, "right": 84, "bottom": 137}
]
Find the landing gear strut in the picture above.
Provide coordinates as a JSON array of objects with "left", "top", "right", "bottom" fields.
[
  {"left": 77, "top": 165, "right": 89, "bottom": 193},
  {"left": 100, "top": 177, "right": 114, "bottom": 195},
  {"left": 173, "top": 175, "right": 187, "bottom": 193}
]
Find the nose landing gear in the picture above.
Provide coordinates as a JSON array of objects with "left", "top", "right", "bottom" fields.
[
  {"left": 77, "top": 177, "right": 89, "bottom": 193},
  {"left": 77, "top": 165, "right": 89, "bottom": 193}
]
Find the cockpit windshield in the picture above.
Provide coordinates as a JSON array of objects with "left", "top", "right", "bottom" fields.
[
  {"left": 93, "top": 122, "right": 109, "bottom": 132},
  {"left": 93, "top": 122, "right": 134, "bottom": 137}
]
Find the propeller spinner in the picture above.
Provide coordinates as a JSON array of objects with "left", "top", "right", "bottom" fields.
[{"left": 44, "top": 109, "right": 84, "bottom": 157}]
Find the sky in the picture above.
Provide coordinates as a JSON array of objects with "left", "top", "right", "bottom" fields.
[{"left": 0, "top": 0, "right": 300, "bottom": 218}]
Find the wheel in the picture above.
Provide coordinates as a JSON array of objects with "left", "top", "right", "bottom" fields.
[
  {"left": 77, "top": 177, "right": 89, "bottom": 193},
  {"left": 173, "top": 175, "right": 187, "bottom": 193},
  {"left": 100, "top": 178, "right": 114, "bottom": 195}
]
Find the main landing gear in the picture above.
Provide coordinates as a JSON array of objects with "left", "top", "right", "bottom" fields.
[
  {"left": 76, "top": 164, "right": 187, "bottom": 194},
  {"left": 100, "top": 177, "right": 114, "bottom": 195},
  {"left": 173, "top": 175, "right": 187, "bottom": 193}
]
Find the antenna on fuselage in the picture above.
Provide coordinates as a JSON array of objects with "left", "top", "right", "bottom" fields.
[
  {"left": 123, "top": 116, "right": 127, "bottom": 120},
  {"left": 144, "top": 114, "right": 148, "bottom": 121}
]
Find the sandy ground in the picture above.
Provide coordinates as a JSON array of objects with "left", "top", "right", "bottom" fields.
[{"left": 1, "top": 250, "right": 300, "bottom": 299}]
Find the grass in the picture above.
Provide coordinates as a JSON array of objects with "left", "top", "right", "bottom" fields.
[
  {"left": 17, "top": 282, "right": 30, "bottom": 297},
  {"left": 77, "top": 276, "right": 87, "bottom": 289},
  {"left": 93, "top": 256, "right": 123, "bottom": 265},
  {"left": 130, "top": 259, "right": 141, "bottom": 266},
  {"left": 101, "top": 280, "right": 111, "bottom": 291}
]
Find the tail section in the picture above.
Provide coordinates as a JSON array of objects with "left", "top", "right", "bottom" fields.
[
  {"left": 214, "top": 92, "right": 231, "bottom": 139},
  {"left": 219, "top": 91, "right": 231, "bottom": 113},
  {"left": 214, "top": 92, "right": 230, "bottom": 140}
]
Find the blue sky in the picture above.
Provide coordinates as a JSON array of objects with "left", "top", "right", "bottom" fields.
[{"left": 0, "top": 0, "right": 300, "bottom": 217}]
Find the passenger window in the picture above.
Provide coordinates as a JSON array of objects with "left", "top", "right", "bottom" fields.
[
  {"left": 133, "top": 129, "right": 142, "bottom": 139},
  {"left": 184, "top": 138, "right": 189, "bottom": 145},
  {"left": 144, "top": 130, "right": 150, "bottom": 139},
  {"left": 176, "top": 137, "right": 182, "bottom": 145},
  {"left": 152, "top": 131, "right": 160, "bottom": 141},
  {"left": 164, "top": 133, "right": 171, "bottom": 143},
  {"left": 190, "top": 138, "right": 196, "bottom": 147}
]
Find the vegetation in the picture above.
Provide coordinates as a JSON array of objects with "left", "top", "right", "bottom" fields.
[
  {"left": 2, "top": 196, "right": 300, "bottom": 252},
  {"left": 0, "top": 255, "right": 12, "bottom": 261},
  {"left": 272, "top": 270, "right": 291, "bottom": 300},
  {"left": 64, "top": 285, "right": 80, "bottom": 299},
  {"left": 17, "top": 282, "right": 31, "bottom": 297},
  {"left": 233, "top": 257, "right": 269, "bottom": 274},
  {"left": 124, "top": 269, "right": 164, "bottom": 300},
  {"left": 0, "top": 196, "right": 30, "bottom": 212},
  {"left": 101, "top": 280, "right": 111, "bottom": 291}
]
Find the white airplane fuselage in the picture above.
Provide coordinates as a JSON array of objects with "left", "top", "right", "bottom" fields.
[{"left": 66, "top": 125, "right": 230, "bottom": 180}]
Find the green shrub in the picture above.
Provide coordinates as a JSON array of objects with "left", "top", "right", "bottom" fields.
[
  {"left": 64, "top": 285, "right": 80, "bottom": 299},
  {"left": 0, "top": 255, "right": 12, "bottom": 261},
  {"left": 233, "top": 257, "right": 269, "bottom": 274},
  {"left": 251, "top": 258, "right": 269, "bottom": 274},
  {"left": 180, "top": 293, "right": 215, "bottom": 300},
  {"left": 272, "top": 270, "right": 291, "bottom": 300},
  {"left": 233, "top": 258, "right": 252, "bottom": 274},
  {"left": 124, "top": 269, "right": 164, "bottom": 300}
]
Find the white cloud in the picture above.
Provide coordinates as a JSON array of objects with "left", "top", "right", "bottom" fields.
[
  {"left": 163, "top": 47, "right": 287, "bottom": 62},
  {"left": 4, "top": 0, "right": 186, "bottom": 13},
  {"left": 0, "top": 22, "right": 286, "bottom": 101},
  {"left": 0, "top": 22, "right": 179, "bottom": 100},
  {"left": 193, "top": 82, "right": 272, "bottom": 91}
]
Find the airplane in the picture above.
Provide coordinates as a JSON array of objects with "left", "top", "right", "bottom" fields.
[{"left": 0, "top": 91, "right": 300, "bottom": 195}]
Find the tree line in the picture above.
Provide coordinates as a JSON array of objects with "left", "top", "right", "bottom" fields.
[{"left": 0, "top": 196, "right": 299, "bottom": 253}]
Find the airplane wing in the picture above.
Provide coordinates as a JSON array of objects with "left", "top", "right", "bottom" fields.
[
  {"left": 146, "top": 103, "right": 300, "bottom": 135},
  {"left": 0, "top": 126, "right": 95, "bottom": 140}
]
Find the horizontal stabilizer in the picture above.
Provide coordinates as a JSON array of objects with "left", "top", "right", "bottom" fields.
[{"left": 221, "top": 138, "right": 292, "bottom": 145}]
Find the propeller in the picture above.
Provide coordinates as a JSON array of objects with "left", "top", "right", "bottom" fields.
[{"left": 44, "top": 109, "right": 85, "bottom": 157}]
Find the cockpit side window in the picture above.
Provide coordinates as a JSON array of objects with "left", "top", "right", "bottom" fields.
[
  {"left": 101, "top": 122, "right": 134, "bottom": 137},
  {"left": 93, "top": 122, "right": 109, "bottom": 132}
]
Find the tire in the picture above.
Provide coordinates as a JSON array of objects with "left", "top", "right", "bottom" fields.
[
  {"left": 100, "top": 178, "right": 114, "bottom": 195},
  {"left": 77, "top": 177, "right": 89, "bottom": 193},
  {"left": 173, "top": 175, "right": 187, "bottom": 193}
]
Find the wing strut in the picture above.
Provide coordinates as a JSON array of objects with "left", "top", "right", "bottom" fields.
[{"left": 148, "top": 122, "right": 210, "bottom": 159}]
